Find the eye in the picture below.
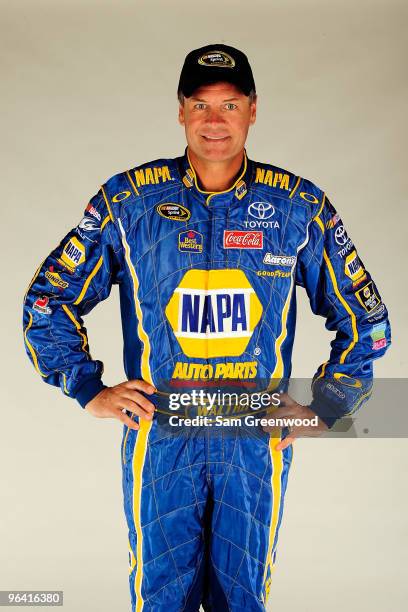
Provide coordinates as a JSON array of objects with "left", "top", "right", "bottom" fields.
[
  {"left": 194, "top": 103, "right": 206, "bottom": 110},
  {"left": 224, "top": 103, "right": 237, "bottom": 110}
]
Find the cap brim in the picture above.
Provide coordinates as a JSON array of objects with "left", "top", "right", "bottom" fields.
[{"left": 180, "top": 70, "right": 252, "bottom": 98}]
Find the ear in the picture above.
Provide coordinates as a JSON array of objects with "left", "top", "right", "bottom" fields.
[
  {"left": 178, "top": 103, "right": 185, "bottom": 126},
  {"left": 249, "top": 98, "right": 257, "bottom": 125}
]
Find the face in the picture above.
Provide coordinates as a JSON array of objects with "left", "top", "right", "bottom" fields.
[{"left": 178, "top": 82, "right": 257, "bottom": 163}]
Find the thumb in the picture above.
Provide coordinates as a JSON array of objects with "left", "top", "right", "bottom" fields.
[{"left": 275, "top": 435, "right": 296, "bottom": 451}]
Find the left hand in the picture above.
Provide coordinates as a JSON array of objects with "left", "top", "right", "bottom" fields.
[{"left": 263, "top": 393, "right": 329, "bottom": 451}]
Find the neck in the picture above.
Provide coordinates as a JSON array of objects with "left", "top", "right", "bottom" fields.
[{"left": 187, "top": 148, "right": 245, "bottom": 192}]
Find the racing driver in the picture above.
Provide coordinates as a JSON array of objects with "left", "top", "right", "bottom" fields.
[{"left": 23, "top": 44, "right": 391, "bottom": 611}]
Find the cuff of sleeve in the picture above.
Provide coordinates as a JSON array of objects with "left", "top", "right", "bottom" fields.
[
  {"left": 73, "top": 377, "right": 107, "bottom": 409},
  {"left": 309, "top": 399, "right": 340, "bottom": 429}
]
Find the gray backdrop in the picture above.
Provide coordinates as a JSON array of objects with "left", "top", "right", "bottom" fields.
[{"left": 1, "top": 0, "right": 407, "bottom": 610}]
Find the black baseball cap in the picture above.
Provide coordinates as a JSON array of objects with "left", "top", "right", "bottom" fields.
[{"left": 177, "top": 44, "right": 256, "bottom": 98}]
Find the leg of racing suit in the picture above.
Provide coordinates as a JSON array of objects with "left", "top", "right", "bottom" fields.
[{"left": 122, "top": 419, "right": 292, "bottom": 611}]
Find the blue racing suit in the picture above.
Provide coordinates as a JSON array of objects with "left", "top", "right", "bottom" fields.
[{"left": 23, "top": 150, "right": 390, "bottom": 610}]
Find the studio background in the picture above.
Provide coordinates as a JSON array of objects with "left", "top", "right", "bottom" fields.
[{"left": 1, "top": 0, "right": 407, "bottom": 610}]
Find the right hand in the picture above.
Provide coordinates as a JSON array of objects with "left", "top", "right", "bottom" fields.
[{"left": 85, "top": 379, "right": 156, "bottom": 430}]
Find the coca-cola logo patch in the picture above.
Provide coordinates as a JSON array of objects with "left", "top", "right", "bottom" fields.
[{"left": 223, "top": 230, "right": 263, "bottom": 250}]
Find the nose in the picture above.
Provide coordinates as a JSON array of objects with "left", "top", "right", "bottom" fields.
[{"left": 205, "top": 108, "right": 225, "bottom": 126}]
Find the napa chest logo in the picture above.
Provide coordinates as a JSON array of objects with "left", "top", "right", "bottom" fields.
[{"left": 165, "top": 269, "right": 263, "bottom": 358}]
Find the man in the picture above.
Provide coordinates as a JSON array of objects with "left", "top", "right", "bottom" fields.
[{"left": 23, "top": 44, "right": 390, "bottom": 611}]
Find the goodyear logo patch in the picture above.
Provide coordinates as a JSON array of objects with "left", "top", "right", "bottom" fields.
[
  {"left": 165, "top": 269, "right": 263, "bottom": 358},
  {"left": 59, "top": 237, "right": 85, "bottom": 271},
  {"left": 157, "top": 203, "right": 191, "bottom": 221},
  {"left": 178, "top": 230, "right": 203, "bottom": 253},
  {"left": 256, "top": 269, "right": 291, "bottom": 278}
]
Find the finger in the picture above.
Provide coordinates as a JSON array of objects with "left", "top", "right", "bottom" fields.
[
  {"left": 266, "top": 406, "right": 298, "bottom": 419},
  {"left": 275, "top": 436, "right": 296, "bottom": 451},
  {"left": 123, "top": 380, "right": 156, "bottom": 395},
  {"left": 115, "top": 399, "right": 154, "bottom": 420},
  {"left": 261, "top": 425, "right": 282, "bottom": 436},
  {"left": 111, "top": 388, "right": 155, "bottom": 416},
  {"left": 277, "top": 392, "right": 296, "bottom": 407},
  {"left": 119, "top": 390, "right": 156, "bottom": 414},
  {"left": 117, "top": 411, "right": 140, "bottom": 430}
]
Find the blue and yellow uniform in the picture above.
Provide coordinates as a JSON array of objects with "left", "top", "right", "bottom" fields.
[{"left": 23, "top": 151, "right": 390, "bottom": 610}]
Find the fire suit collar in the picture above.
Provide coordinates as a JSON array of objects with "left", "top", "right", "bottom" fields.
[{"left": 180, "top": 148, "right": 252, "bottom": 206}]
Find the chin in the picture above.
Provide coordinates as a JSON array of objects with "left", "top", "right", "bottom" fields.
[
  {"left": 199, "top": 145, "right": 236, "bottom": 162},
  {"left": 204, "top": 151, "right": 231, "bottom": 162}
]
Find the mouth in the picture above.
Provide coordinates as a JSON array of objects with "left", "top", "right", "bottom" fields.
[{"left": 201, "top": 135, "right": 230, "bottom": 142}]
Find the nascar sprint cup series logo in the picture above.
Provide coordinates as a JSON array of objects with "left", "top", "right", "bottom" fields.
[
  {"left": 198, "top": 50, "right": 235, "bottom": 68},
  {"left": 165, "top": 269, "right": 263, "bottom": 358}
]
